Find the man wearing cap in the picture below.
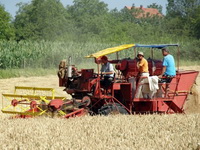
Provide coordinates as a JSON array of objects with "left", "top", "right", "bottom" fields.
[
  {"left": 134, "top": 52, "right": 149, "bottom": 98},
  {"left": 137, "top": 51, "right": 149, "bottom": 77},
  {"left": 159, "top": 48, "right": 176, "bottom": 83},
  {"left": 100, "top": 55, "right": 115, "bottom": 88}
]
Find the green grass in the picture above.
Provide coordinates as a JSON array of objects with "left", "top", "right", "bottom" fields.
[
  {"left": 179, "top": 60, "right": 200, "bottom": 66},
  {"left": 0, "top": 62, "right": 101, "bottom": 79}
]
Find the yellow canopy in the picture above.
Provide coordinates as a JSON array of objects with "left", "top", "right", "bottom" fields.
[{"left": 86, "top": 44, "right": 135, "bottom": 58}]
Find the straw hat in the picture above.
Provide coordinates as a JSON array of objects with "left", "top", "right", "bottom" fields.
[{"left": 138, "top": 51, "right": 144, "bottom": 56}]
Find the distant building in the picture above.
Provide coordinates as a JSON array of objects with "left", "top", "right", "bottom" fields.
[{"left": 125, "top": 5, "right": 163, "bottom": 18}]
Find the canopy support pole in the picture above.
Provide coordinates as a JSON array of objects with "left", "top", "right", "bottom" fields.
[
  {"left": 151, "top": 48, "right": 154, "bottom": 59},
  {"left": 177, "top": 46, "right": 180, "bottom": 71}
]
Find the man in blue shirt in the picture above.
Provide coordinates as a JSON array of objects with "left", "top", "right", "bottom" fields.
[{"left": 160, "top": 48, "right": 176, "bottom": 83}]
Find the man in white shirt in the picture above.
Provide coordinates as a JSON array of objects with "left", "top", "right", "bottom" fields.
[{"left": 100, "top": 55, "right": 114, "bottom": 88}]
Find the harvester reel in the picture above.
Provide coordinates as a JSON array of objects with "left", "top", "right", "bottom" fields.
[{"left": 11, "top": 99, "right": 18, "bottom": 107}]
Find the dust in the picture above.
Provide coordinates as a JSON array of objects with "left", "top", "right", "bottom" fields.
[
  {"left": 184, "top": 84, "right": 200, "bottom": 113},
  {"left": 180, "top": 66, "right": 200, "bottom": 113}
]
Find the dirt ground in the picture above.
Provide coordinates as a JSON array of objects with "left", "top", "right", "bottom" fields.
[
  {"left": 0, "top": 66, "right": 200, "bottom": 114},
  {"left": 0, "top": 75, "right": 67, "bottom": 97}
]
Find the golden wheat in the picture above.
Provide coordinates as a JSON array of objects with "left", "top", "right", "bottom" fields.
[{"left": 0, "top": 114, "right": 199, "bottom": 150}]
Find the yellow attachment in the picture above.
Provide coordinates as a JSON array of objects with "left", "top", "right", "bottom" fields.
[
  {"left": 14, "top": 86, "right": 55, "bottom": 99},
  {"left": 1, "top": 86, "right": 66, "bottom": 116},
  {"left": 58, "top": 110, "right": 66, "bottom": 115},
  {"left": 1, "top": 110, "right": 42, "bottom": 115},
  {"left": 85, "top": 44, "right": 135, "bottom": 58},
  {"left": 2, "top": 94, "right": 65, "bottom": 101}
]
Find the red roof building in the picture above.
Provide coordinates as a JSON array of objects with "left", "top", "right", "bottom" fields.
[{"left": 125, "top": 5, "right": 163, "bottom": 18}]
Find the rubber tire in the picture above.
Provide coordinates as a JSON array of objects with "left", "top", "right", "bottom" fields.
[{"left": 98, "top": 103, "right": 128, "bottom": 115}]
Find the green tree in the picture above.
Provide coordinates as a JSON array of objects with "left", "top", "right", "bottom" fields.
[
  {"left": 167, "top": 0, "right": 200, "bottom": 18},
  {"left": 166, "top": 0, "right": 200, "bottom": 37},
  {"left": 14, "top": 0, "right": 72, "bottom": 41},
  {"left": 66, "top": 0, "right": 109, "bottom": 38},
  {"left": 0, "top": 4, "right": 15, "bottom": 40},
  {"left": 191, "top": 5, "right": 200, "bottom": 39}
]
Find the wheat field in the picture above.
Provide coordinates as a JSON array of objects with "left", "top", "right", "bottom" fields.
[
  {"left": 0, "top": 114, "right": 199, "bottom": 150},
  {"left": 0, "top": 66, "right": 200, "bottom": 150}
]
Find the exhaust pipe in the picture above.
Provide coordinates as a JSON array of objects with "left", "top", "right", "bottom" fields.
[{"left": 67, "top": 56, "right": 72, "bottom": 78}]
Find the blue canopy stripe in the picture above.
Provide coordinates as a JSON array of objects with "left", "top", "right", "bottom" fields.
[{"left": 134, "top": 44, "right": 179, "bottom": 49}]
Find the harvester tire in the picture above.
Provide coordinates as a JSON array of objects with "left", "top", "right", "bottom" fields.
[{"left": 98, "top": 103, "right": 128, "bottom": 115}]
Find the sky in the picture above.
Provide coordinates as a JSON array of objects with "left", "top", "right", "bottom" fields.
[{"left": 0, "top": 0, "right": 168, "bottom": 18}]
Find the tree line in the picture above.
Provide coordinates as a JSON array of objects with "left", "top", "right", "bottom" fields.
[{"left": 0, "top": 0, "right": 200, "bottom": 43}]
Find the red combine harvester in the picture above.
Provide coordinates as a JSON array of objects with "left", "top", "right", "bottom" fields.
[{"left": 1, "top": 44, "right": 199, "bottom": 118}]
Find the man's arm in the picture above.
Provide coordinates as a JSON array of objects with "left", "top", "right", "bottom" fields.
[
  {"left": 138, "top": 60, "right": 144, "bottom": 67},
  {"left": 102, "top": 63, "right": 114, "bottom": 75},
  {"left": 159, "top": 66, "right": 166, "bottom": 78},
  {"left": 161, "top": 66, "right": 166, "bottom": 75},
  {"left": 101, "top": 71, "right": 114, "bottom": 75},
  {"left": 159, "top": 57, "right": 168, "bottom": 78}
]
